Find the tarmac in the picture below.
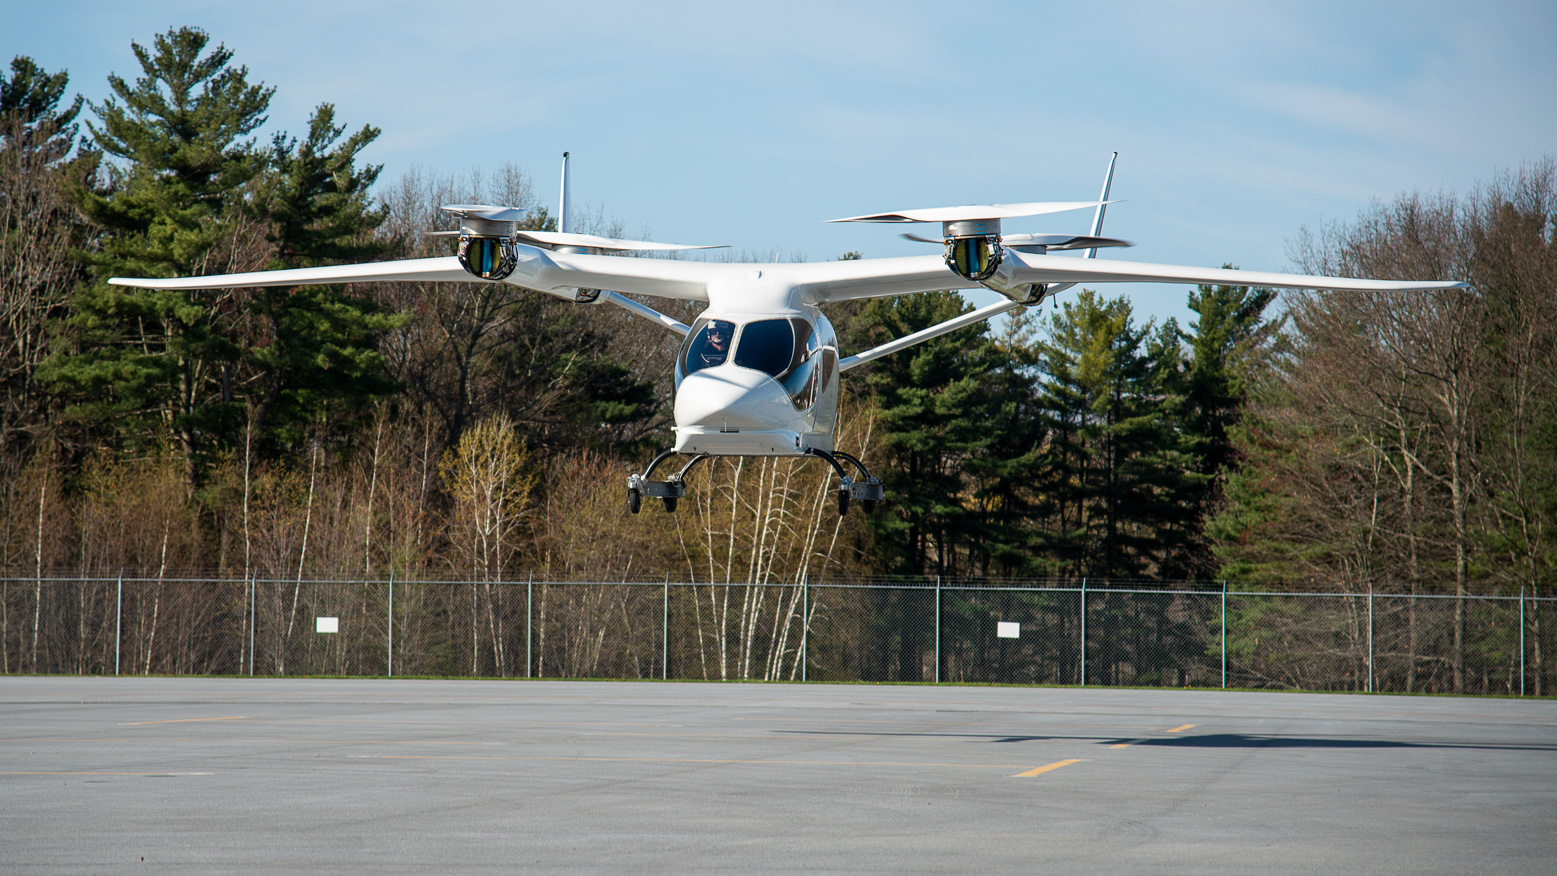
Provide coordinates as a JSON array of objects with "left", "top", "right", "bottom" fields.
[{"left": 2, "top": 677, "right": 1554, "bottom": 874}]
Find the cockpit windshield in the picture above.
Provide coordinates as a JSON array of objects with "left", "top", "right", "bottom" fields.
[
  {"left": 733, "top": 319, "right": 800, "bottom": 379},
  {"left": 680, "top": 316, "right": 827, "bottom": 409}
]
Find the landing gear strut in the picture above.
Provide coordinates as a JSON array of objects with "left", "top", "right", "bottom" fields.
[
  {"left": 804, "top": 448, "right": 885, "bottom": 516},
  {"left": 627, "top": 450, "right": 710, "bottom": 514},
  {"left": 626, "top": 449, "right": 886, "bottom": 517}
]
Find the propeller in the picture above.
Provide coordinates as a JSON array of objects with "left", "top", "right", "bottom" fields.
[{"left": 832, "top": 159, "right": 1126, "bottom": 294}]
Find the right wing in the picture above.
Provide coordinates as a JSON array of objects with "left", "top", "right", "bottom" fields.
[
  {"left": 109, "top": 256, "right": 475, "bottom": 290},
  {"left": 110, "top": 245, "right": 729, "bottom": 302}
]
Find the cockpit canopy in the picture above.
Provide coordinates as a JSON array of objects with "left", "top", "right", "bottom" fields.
[{"left": 679, "top": 316, "right": 834, "bottom": 410}]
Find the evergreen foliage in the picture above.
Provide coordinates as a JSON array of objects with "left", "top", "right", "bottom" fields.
[
  {"left": 41, "top": 27, "right": 275, "bottom": 489},
  {"left": 38, "top": 28, "right": 400, "bottom": 489},
  {"left": 1031, "top": 290, "right": 1203, "bottom": 580},
  {"left": 1, "top": 56, "right": 83, "bottom": 157},
  {"left": 853, "top": 290, "right": 1011, "bottom": 578}
]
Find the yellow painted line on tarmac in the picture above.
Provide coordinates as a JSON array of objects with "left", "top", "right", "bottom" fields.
[
  {"left": 1014, "top": 759, "right": 1083, "bottom": 778},
  {"left": 1167, "top": 724, "right": 1196, "bottom": 733},
  {"left": 119, "top": 716, "right": 248, "bottom": 726},
  {"left": 1110, "top": 739, "right": 1146, "bottom": 749}
]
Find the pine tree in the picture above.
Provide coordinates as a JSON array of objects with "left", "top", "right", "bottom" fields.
[
  {"left": 1175, "top": 276, "right": 1278, "bottom": 577},
  {"left": 41, "top": 27, "right": 274, "bottom": 492},
  {"left": 241, "top": 103, "right": 402, "bottom": 454},
  {"left": 1033, "top": 290, "right": 1202, "bottom": 580},
  {"left": 854, "top": 290, "right": 1005, "bottom": 578},
  {"left": 0, "top": 56, "right": 83, "bottom": 157}
]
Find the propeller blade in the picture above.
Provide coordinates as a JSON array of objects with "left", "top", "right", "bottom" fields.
[
  {"left": 513, "top": 230, "right": 725, "bottom": 252},
  {"left": 1002, "top": 233, "right": 1132, "bottom": 251},
  {"left": 831, "top": 200, "right": 1116, "bottom": 224},
  {"left": 898, "top": 231, "right": 1131, "bottom": 250},
  {"left": 442, "top": 204, "right": 528, "bottom": 222}
]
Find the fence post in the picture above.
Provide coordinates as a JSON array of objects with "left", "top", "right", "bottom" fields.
[
  {"left": 526, "top": 572, "right": 534, "bottom": 679},
  {"left": 1220, "top": 580, "right": 1226, "bottom": 690},
  {"left": 663, "top": 574, "right": 669, "bottom": 681},
  {"left": 387, "top": 569, "right": 394, "bottom": 678},
  {"left": 1520, "top": 587, "right": 1526, "bottom": 697},
  {"left": 115, "top": 570, "right": 123, "bottom": 677},
  {"left": 1367, "top": 581, "right": 1374, "bottom": 693},
  {"left": 1080, "top": 578, "right": 1087, "bottom": 687},
  {"left": 801, "top": 574, "right": 808, "bottom": 683},
  {"left": 248, "top": 572, "right": 256, "bottom": 677},
  {"left": 934, "top": 575, "right": 941, "bottom": 684}
]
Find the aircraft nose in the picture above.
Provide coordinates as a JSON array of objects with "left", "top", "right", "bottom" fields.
[{"left": 675, "top": 369, "right": 793, "bottom": 431}]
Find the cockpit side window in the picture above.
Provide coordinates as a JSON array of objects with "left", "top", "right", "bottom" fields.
[
  {"left": 682, "top": 319, "right": 736, "bottom": 374},
  {"left": 783, "top": 319, "right": 822, "bottom": 409}
]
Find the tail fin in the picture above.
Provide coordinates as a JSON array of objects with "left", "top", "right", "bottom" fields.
[
  {"left": 1083, "top": 152, "right": 1118, "bottom": 259},
  {"left": 558, "top": 151, "right": 572, "bottom": 234}
]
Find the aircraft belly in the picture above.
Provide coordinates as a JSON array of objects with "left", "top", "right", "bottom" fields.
[{"left": 674, "top": 428, "right": 832, "bottom": 456}]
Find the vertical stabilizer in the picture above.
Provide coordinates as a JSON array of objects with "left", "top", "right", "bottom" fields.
[{"left": 1083, "top": 152, "right": 1118, "bottom": 259}]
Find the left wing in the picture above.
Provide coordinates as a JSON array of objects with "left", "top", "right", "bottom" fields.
[
  {"left": 801, "top": 251, "right": 1468, "bottom": 303},
  {"left": 1001, "top": 250, "right": 1469, "bottom": 293}
]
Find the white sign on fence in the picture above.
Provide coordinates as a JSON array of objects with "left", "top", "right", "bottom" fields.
[
  {"left": 316, "top": 617, "right": 339, "bottom": 634},
  {"left": 997, "top": 621, "right": 1020, "bottom": 639}
]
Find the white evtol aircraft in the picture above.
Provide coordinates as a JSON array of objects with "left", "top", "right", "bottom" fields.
[{"left": 112, "top": 154, "right": 1467, "bottom": 516}]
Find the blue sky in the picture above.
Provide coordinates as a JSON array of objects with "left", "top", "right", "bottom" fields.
[{"left": 6, "top": 0, "right": 1553, "bottom": 327}]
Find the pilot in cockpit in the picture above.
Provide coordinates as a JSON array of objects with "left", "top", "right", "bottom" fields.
[{"left": 697, "top": 322, "right": 732, "bottom": 368}]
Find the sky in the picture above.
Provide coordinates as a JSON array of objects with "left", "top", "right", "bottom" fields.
[{"left": 6, "top": 0, "right": 1554, "bottom": 327}]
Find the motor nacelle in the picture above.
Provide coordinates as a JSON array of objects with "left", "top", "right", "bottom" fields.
[
  {"left": 945, "top": 234, "right": 1004, "bottom": 282},
  {"left": 941, "top": 218, "right": 1005, "bottom": 283},
  {"left": 457, "top": 234, "right": 518, "bottom": 281},
  {"left": 940, "top": 218, "right": 1041, "bottom": 304}
]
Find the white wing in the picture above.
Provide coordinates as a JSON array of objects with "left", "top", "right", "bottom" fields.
[
  {"left": 1001, "top": 250, "right": 1470, "bottom": 292},
  {"left": 800, "top": 252, "right": 1468, "bottom": 303},
  {"left": 109, "top": 256, "right": 475, "bottom": 290},
  {"left": 110, "top": 245, "right": 727, "bottom": 302},
  {"left": 109, "top": 244, "right": 1468, "bottom": 304}
]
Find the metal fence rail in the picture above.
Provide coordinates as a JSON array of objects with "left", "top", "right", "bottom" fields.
[{"left": 2, "top": 576, "right": 1550, "bottom": 696}]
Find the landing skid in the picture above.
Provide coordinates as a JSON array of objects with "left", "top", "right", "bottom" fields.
[{"left": 626, "top": 449, "right": 885, "bottom": 516}]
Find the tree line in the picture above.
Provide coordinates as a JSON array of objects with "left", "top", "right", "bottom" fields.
[{"left": 3, "top": 28, "right": 1553, "bottom": 691}]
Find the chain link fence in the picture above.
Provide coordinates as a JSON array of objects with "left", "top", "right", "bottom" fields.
[{"left": 2, "top": 575, "right": 1550, "bottom": 696}]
